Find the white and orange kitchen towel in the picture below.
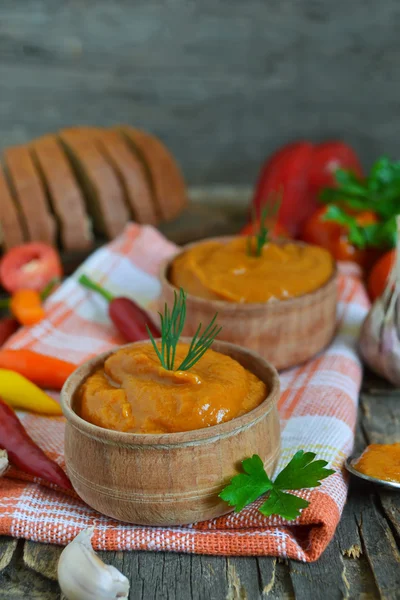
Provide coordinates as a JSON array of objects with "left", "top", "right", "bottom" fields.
[{"left": 0, "top": 224, "right": 369, "bottom": 561}]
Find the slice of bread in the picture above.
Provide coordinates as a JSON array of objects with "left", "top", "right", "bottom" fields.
[
  {"left": 0, "top": 164, "right": 27, "bottom": 250},
  {"left": 118, "top": 126, "right": 187, "bottom": 222},
  {"left": 92, "top": 128, "right": 158, "bottom": 225},
  {"left": 58, "top": 127, "right": 130, "bottom": 239},
  {"left": 31, "top": 135, "right": 93, "bottom": 250},
  {"left": 4, "top": 145, "right": 57, "bottom": 245}
]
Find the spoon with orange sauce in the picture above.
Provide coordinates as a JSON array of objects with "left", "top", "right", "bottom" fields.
[{"left": 345, "top": 443, "right": 400, "bottom": 490}]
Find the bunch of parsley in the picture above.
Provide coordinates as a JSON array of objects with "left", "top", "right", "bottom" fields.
[{"left": 320, "top": 156, "right": 400, "bottom": 250}]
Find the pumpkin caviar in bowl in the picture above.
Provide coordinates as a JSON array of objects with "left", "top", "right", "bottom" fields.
[
  {"left": 161, "top": 216, "right": 338, "bottom": 371},
  {"left": 78, "top": 342, "right": 266, "bottom": 434},
  {"left": 61, "top": 289, "right": 281, "bottom": 526},
  {"left": 170, "top": 236, "right": 334, "bottom": 303}
]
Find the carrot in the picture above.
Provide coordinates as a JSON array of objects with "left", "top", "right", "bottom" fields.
[
  {"left": 10, "top": 289, "right": 45, "bottom": 326},
  {"left": 0, "top": 349, "right": 76, "bottom": 390}
]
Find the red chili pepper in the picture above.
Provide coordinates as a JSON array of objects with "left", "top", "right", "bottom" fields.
[
  {"left": 0, "top": 397, "right": 72, "bottom": 490},
  {"left": 0, "top": 317, "right": 19, "bottom": 346},
  {"left": 251, "top": 140, "right": 363, "bottom": 237},
  {"left": 79, "top": 275, "right": 160, "bottom": 342}
]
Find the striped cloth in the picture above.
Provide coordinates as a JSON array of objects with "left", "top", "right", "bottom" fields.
[{"left": 0, "top": 224, "right": 369, "bottom": 561}]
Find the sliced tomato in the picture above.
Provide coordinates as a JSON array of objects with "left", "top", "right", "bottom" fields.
[{"left": 0, "top": 243, "right": 63, "bottom": 293}]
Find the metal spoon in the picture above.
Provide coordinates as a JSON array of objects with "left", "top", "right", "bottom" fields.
[{"left": 345, "top": 455, "right": 400, "bottom": 490}]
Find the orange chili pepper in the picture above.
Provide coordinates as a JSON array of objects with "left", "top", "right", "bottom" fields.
[
  {"left": 10, "top": 290, "right": 46, "bottom": 326},
  {"left": 0, "top": 349, "right": 76, "bottom": 390}
]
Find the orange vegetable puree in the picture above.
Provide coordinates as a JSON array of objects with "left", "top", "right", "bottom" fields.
[
  {"left": 170, "top": 238, "right": 334, "bottom": 303},
  {"left": 78, "top": 343, "right": 266, "bottom": 434},
  {"left": 354, "top": 443, "right": 400, "bottom": 483}
]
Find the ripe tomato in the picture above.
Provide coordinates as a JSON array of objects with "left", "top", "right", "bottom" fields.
[
  {"left": 301, "top": 207, "right": 381, "bottom": 270},
  {"left": 0, "top": 243, "right": 63, "bottom": 293},
  {"left": 241, "top": 220, "right": 290, "bottom": 239},
  {"left": 367, "top": 250, "right": 395, "bottom": 301}
]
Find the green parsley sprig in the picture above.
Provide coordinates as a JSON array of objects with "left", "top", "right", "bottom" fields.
[
  {"left": 323, "top": 206, "right": 397, "bottom": 250},
  {"left": 147, "top": 288, "right": 222, "bottom": 372},
  {"left": 320, "top": 156, "right": 400, "bottom": 250},
  {"left": 219, "top": 451, "right": 335, "bottom": 521},
  {"left": 247, "top": 192, "right": 281, "bottom": 257}
]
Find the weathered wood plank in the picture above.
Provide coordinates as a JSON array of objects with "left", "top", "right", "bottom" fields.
[
  {"left": 23, "top": 540, "right": 61, "bottom": 581},
  {"left": 1, "top": 0, "right": 400, "bottom": 183},
  {"left": 0, "top": 537, "right": 18, "bottom": 573},
  {"left": 0, "top": 540, "right": 60, "bottom": 600}
]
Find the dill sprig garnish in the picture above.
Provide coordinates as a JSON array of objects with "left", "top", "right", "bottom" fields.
[
  {"left": 247, "top": 192, "right": 281, "bottom": 257},
  {"left": 147, "top": 288, "right": 222, "bottom": 371}
]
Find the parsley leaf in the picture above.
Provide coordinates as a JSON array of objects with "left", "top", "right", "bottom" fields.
[
  {"left": 219, "top": 454, "right": 273, "bottom": 512},
  {"left": 323, "top": 205, "right": 397, "bottom": 249},
  {"left": 320, "top": 156, "right": 400, "bottom": 223},
  {"left": 260, "top": 489, "right": 309, "bottom": 521},
  {"left": 219, "top": 451, "right": 335, "bottom": 521}
]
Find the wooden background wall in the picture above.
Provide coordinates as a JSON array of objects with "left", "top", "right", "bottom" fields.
[{"left": 0, "top": 0, "right": 399, "bottom": 185}]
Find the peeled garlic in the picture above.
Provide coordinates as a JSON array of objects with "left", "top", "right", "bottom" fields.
[
  {"left": 360, "top": 216, "right": 400, "bottom": 386},
  {"left": 57, "top": 528, "right": 129, "bottom": 600},
  {"left": 0, "top": 450, "right": 8, "bottom": 477}
]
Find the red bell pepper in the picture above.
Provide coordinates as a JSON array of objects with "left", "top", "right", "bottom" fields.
[{"left": 251, "top": 140, "right": 363, "bottom": 237}]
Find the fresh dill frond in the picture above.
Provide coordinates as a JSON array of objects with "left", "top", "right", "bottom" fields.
[
  {"left": 147, "top": 287, "right": 221, "bottom": 371},
  {"left": 247, "top": 191, "right": 282, "bottom": 257}
]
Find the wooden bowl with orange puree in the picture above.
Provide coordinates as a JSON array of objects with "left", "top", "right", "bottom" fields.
[
  {"left": 162, "top": 237, "right": 338, "bottom": 370},
  {"left": 61, "top": 339, "right": 281, "bottom": 526}
]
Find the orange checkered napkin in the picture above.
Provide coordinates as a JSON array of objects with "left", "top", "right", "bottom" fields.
[{"left": 0, "top": 225, "right": 369, "bottom": 561}]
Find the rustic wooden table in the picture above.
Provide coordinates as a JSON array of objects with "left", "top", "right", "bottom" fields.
[{"left": 0, "top": 202, "right": 399, "bottom": 599}]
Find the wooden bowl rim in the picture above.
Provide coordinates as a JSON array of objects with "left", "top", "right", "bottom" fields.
[
  {"left": 61, "top": 338, "right": 280, "bottom": 447},
  {"left": 160, "top": 235, "right": 338, "bottom": 312}
]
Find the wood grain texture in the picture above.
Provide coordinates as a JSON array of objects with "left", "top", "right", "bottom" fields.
[
  {"left": 161, "top": 238, "right": 338, "bottom": 371},
  {"left": 1, "top": 0, "right": 398, "bottom": 184},
  {"left": 61, "top": 339, "right": 281, "bottom": 526}
]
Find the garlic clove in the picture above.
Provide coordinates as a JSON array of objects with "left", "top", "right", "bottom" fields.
[
  {"left": 0, "top": 450, "right": 8, "bottom": 477},
  {"left": 58, "top": 528, "right": 129, "bottom": 600}
]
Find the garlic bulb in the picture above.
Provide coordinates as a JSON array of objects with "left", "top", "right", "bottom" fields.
[
  {"left": 360, "top": 216, "right": 400, "bottom": 386},
  {"left": 0, "top": 450, "right": 8, "bottom": 477},
  {"left": 57, "top": 528, "right": 129, "bottom": 600}
]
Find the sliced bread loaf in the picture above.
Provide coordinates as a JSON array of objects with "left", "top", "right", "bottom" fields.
[
  {"left": 92, "top": 128, "right": 158, "bottom": 226},
  {"left": 59, "top": 127, "right": 130, "bottom": 239},
  {"left": 118, "top": 126, "right": 187, "bottom": 222},
  {"left": 31, "top": 135, "right": 93, "bottom": 250},
  {"left": 4, "top": 145, "right": 57, "bottom": 245},
  {"left": 0, "top": 164, "right": 27, "bottom": 250}
]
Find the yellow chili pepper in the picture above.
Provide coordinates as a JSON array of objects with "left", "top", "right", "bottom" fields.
[{"left": 0, "top": 369, "right": 62, "bottom": 415}]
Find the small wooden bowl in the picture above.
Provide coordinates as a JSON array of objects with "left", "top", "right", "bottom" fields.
[
  {"left": 160, "top": 237, "right": 338, "bottom": 371},
  {"left": 61, "top": 339, "right": 281, "bottom": 526}
]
